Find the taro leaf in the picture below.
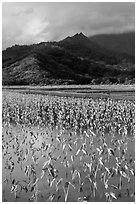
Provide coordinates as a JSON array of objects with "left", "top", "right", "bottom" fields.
[
  {"left": 63, "top": 181, "right": 70, "bottom": 202},
  {"left": 22, "top": 186, "right": 28, "bottom": 193},
  {"left": 118, "top": 176, "right": 122, "bottom": 190},
  {"left": 82, "top": 149, "right": 87, "bottom": 155},
  {"left": 56, "top": 178, "right": 63, "bottom": 191},
  {"left": 72, "top": 169, "right": 78, "bottom": 180},
  {"left": 120, "top": 171, "right": 129, "bottom": 179},
  {"left": 71, "top": 155, "right": 74, "bottom": 163},
  {"left": 62, "top": 143, "right": 66, "bottom": 151},
  {"left": 77, "top": 197, "right": 87, "bottom": 202},
  {"left": 30, "top": 185, "right": 35, "bottom": 192},
  {"left": 63, "top": 156, "right": 67, "bottom": 162},
  {"left": 108, "top": 148, "right": 115, "bottom": 156},
  {"left": 110, "top": 170, "right": 115, "bottom": 178},
  {"left": 12, "top": 178, "right": 15, "bottom": 185},
  {"left": 10, "top": 186, "right": 15, "bottom": 193},
  {"left": 42, "top": 160, "right": 50, "bottom": 168},
  {"left": 69, "top": 182, "right": 76, "bottom": 189},
  {"left": 79, "top": 186, "right": 83, "bottom": 192},
  {"left": 50, "top": 178, "right": 56, "bottom": 188},
  {"left": 76, "top": 149, "right": 80, "bottom": 156},
  {"left": 85, "top": 194, "right": 91, "bottom": 201},
  {"left": 68, "top": 144, "right": 73, "bottom": 151},
  {"left": 110, "top": 148, "right": 115, "bottom": 156},
  {"left": 105, "top": 166, "right": 111, "bottom": 174},
  {"left": 48, "top": 193, "right": 55, "bottom": 202},
  {"left": 130, "top": 169, "right": 135, "bottom": 176},
  {"left": 96, "top": 148, "right": 101, "bottom": 155},
  {"left": 11, "top": 185, "right": 17, "bottom": 193},
  {"left": 56, "top": 136, "right": 61, "bottom": 143},
  {"left": 29, "top": 192, "right": 37, "bottom": 202},
  {"left": 111, "top": 184, "right": 118, "bottom": 190},
  {"left": 24, "top": 165, "right": 29, "bottom": 175},
  {"left": 3, "top": 178, "right": 8, "bottom": 183},
  {"left": 93, "top": 181, "right": 97, "bottom": 190},
  {"left": 9, "top": 156, "right": 12, "bottom": 161},
  {"left": 98, "top": 157, "right": 104, "bottom": 166},
  {"left": 129, "top": 158, "right": 133, "bottom": 164},
  {"left": 41, "top": 170, "right": 45, "bottom": 179},
  {"left": 104, "top": 179, "right": 108, "bottom": 189},
  {"left": 48, "top": 168, "right": 54, "bottom": 177},
  {"left": 10, "top": 166, "right": 14, "bottom": 173},
  {"left": 110, "top": 192, "right": 117, "bottom": 200}
]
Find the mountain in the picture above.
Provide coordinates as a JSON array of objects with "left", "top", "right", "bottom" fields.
[
  {"left": 89, "top": 32, "right": 135, "bottom": 58},
  {"left": 58, "top": 32, "right": 118, "bottom": 64},
  {"left": 60, "top": 32, "right": 91, "bottom": 45},
  {"left": 59, "top": 32, "right": 134, "bottom": 64},
  {"left": 2, "top": 43, "right": 93, "bottom": 85},
  {"left": 2, "top": 33, "right": 135, "bottom": 85}
]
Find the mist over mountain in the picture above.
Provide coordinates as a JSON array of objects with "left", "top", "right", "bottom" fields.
[
  {"left": 89, "top": 32, "right": 135, "bottom": 57},
  {"left": 2, "top": 32, "right": 135, "bottom": 85}
]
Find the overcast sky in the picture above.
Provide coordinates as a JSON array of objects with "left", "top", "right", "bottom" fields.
[{"left": 2, "top": 2, "right": 135, "bottom": 49}]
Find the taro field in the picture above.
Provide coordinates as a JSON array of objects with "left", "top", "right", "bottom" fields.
[{"left": 2, "top": 91, "right": 135, "bottom": 202}]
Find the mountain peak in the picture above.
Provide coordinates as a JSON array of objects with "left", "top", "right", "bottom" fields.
[
  {"left": 73, "top": 32, "right": 87, "bottom": 38},
  {"left": 60, "top": 32, "right": 90, "bottom": 45},
  {"left": 79, "top": 32, "right": 86, "bottom": 36}
]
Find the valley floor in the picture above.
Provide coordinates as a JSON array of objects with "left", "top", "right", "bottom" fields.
[{"left": 2, "top": 84, "right": 135, "bottom": 101}]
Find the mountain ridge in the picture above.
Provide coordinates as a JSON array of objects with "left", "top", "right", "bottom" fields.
[
  {"left": 89, "top": 32, "right": 135, "bottom": 57},
  {"left": 2, "top": 32, "right": 135, "bottom": 85}
]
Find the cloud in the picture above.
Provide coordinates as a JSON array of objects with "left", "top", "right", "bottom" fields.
[
  {"left": 14, "top": 7, "right": 34, "bottom": 16},
  {"left": 2, "top": 2, "right": 135, "bottom": 49}
]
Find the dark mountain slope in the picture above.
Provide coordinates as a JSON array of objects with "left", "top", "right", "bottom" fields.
[
  {"left": 3, "top": 55, "right": 51, "bottom": 85},
  {"left": 58, "top": 32, "right": 118, "bottom": 64},
  {"left": 2, "top": 45, "right": 34, "bottom": 68},
  {"left": 2, "top": 32, "right": 135, "bottom": 85},
  {"left": 3, "top": 44, "right": 94, "bottom": 85},
  {"left": 89, "top": 32, "right": 135, "bottom": 57},
  {"left": 58, "top": 32, "right": 134, "bottom": 64}
]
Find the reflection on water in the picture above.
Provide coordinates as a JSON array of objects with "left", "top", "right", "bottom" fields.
[{"left": 2, "top": 123, "right": 135, "bottom": 202}]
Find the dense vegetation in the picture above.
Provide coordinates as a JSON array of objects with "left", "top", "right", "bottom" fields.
[
  {"left": 2, "top": 91, "right": 135, "bottom": 201},
  {"left": 2, "top": 33, "right": 135, "bottom": 86}
]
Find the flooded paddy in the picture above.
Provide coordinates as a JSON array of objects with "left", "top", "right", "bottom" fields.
[{"left": 2, "top": 91, "right": 135, "bottom": 202}]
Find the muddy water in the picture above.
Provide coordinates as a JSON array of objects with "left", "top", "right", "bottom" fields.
[{"left": 2, "top": 124, "right": 135, "bottom": 202}]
